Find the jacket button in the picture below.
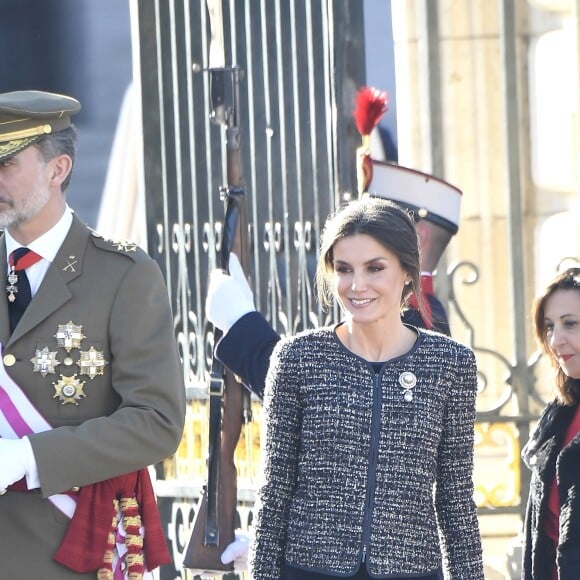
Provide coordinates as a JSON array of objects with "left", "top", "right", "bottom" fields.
[{"left": 3, "top": 354, "right": 16, "bottom": 367}]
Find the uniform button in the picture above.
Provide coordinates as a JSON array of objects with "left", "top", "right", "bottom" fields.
[
  {"left": 70, "top": 486, "right": 80, "bottom": 492},
  {"left": 3, "top": 354, "right": 16, "bottom": 367}
]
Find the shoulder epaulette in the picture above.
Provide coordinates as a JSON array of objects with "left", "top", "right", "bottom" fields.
[{"left": 90, "top": 231, "right": 139, "bottom": 257}]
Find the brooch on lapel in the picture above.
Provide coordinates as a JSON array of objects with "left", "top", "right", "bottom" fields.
[{"left": 398, "top": 371, "right": 417, "bottom": 402}]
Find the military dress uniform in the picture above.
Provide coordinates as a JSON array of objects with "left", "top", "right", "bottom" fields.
[
  {"left": 0, "top": 217, "right": 186, "bottom": 578},
  {"left": 0, "top": 91, "right": 186, "bottom": 579}
]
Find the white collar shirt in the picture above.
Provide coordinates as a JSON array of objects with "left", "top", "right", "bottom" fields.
[{"left": 5, "top": 207, "right": 74, "bottom": 297}]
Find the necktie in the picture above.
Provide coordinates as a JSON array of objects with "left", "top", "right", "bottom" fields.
[{"left": 7, "top": 247, "right": 43, "bottom": 332}]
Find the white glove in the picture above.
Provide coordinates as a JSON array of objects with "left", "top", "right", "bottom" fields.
[
  {"left": 0, "top": 437, "right": 36, "bottom": 493},
  {"left": 220, "top": 530, "right": 251, "bottom": 571},
  {"left": 206, "top": 253, "right": 255, "bottom": 334},
  {"left": 196, "top": 572, "right": 223, "bottom": 580}
]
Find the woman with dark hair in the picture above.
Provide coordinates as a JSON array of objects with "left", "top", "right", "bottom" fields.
[
  {"left": 249, "top": 197, "right": 484, "bottom": 579},
  {"left": 522, "top": 267, "right": 580, "bottom": 580}
]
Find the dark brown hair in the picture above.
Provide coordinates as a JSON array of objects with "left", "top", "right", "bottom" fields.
[
  {"left": 532, "top": 267, "right": 580, "bottom": 404},
  {"left": 315, "top": 197, "right": 426, "bottom": 320}
]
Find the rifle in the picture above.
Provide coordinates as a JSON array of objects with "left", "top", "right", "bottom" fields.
[{"left": 183, "top": 0, "right": 252, "bottom": 573}]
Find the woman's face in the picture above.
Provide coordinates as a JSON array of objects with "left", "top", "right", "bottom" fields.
[
  {"left": 544, "top": 288, "right": 580, "bottom": 379},
  {"left": 331, "top": 233, "right": 409, "bottom": 325}
]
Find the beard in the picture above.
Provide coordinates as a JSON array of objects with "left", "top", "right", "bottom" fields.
[{"left": 0, "top": 177, "right": 52, "bottom": 230}]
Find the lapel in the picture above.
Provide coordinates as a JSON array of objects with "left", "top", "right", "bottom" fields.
[{"left": 3, "top": 216, "right": 90, "bottom": 346}]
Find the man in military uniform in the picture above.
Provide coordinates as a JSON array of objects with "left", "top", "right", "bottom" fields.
[{"left": 0, "top": 90, "right": 186, "bottom": 579}]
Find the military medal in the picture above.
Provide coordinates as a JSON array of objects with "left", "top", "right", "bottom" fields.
[
  {"left": 398, "top": 371, "right": 417, "bottom": 402},
  {"left": 33, "top": 323, "right": 110, "bottom": 407},
  {"left": 6, "top": 270, "right": 18, "bottom": 302},
  {"left": 54, "top": 321, "right": 85, "bottom": 352},
  {"left": 30, "top": 347, "right": 60, "bottom": 377},
  {"left": 53, "top": 374, "right": 86, "bottom": 405},
  {"left": 6, "top": 248, "right": 43, "bottom": 302},
  {"left": 79, "top": 347, "right": 108, "bottom": 379}
]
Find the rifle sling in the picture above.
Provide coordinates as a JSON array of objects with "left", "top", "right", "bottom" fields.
[{"left": 205, "top": 328, "right": 226, "bottom": 546}]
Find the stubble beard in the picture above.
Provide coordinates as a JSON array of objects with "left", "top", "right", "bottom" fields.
[{"left": 0, "top": 177, "right": 52, "bottom": 230}]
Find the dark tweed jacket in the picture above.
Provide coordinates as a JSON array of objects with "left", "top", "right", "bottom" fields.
[
  {"left": 249, "top": 325, "right": 484, "bottom": 579},
  {"left": 522, "top": 401, "right": 580, "bottom": 580}
]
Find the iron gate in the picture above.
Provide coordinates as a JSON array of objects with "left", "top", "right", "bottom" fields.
[
  {"left": 132, "top": 0, "right": 364, "bottom": 577},
  {"left": 131, "top": 1, "right": 547, "bottom": 578}
]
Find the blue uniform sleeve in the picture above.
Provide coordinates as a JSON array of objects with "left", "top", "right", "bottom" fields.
[{"left": 215, "top": 311, "right": 281, "bottom": 399}]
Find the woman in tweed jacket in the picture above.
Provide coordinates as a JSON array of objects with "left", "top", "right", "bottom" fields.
[
  {"left": 249, "top": 198, "right": 484, "bottom": 579},
  {"left": 522, "top": 268, "right": 580, "bottom": 580}
]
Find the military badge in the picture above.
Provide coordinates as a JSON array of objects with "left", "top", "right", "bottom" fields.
[
  {"left": 79, "top": 347, "right": 108, "bottom": 379},
  {"left": 30, "top": 347, "right": 60, "bottom": 377},
  {"left": 54, "top": 321, "right": 85, "bottom": 351},
  {"left": 53, "top": 375, "right": 86, "bottom": 405},
  {"left": 6, "top": 270, "right": 18, "bottom": 302}
]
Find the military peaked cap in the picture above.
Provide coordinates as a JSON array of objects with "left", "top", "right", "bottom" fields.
[
  {"left": 0, "top": 90, "right": 81, "bottom": 161},
  {"left": 368, "top": 161, "right": 462, "bottom": 235}
]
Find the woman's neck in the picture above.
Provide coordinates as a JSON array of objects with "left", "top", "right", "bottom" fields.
[{"left": 338, "top": 319, "right": 417, "bottom": 362}]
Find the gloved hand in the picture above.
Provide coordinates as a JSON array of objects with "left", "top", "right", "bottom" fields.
[
  {"left": 0, "top": 437, "right": 36, "bottom": 493},
  {"left": 206, "top": 253, "right": 255, "bottom": 334},
  {"left": 221, "top": 529, "right": 251, "bottom": 571},
  {"left": 190, "top": 531, "right": 251, "bottom": 579}
]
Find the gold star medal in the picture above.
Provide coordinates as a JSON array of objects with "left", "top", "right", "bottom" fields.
[{"left": 53, "top": 375, "right": 86, "bottom": 405}]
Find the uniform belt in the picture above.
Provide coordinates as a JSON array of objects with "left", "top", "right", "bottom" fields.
[
  {"left": 7, "top": 477, "right": 30, "bottom": 491},
  {"left": 6, "top": 477, "right": 79, "bottom": 495}
]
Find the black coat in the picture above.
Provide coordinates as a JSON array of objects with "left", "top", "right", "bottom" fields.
[{"left": 522, "top": 401, "right": 580, "bottom": 579}]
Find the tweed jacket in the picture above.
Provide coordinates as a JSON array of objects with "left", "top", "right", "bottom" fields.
[
  {"left": 249, "top": 325, "right": 484, "bottom": 579},
  {"left": 0, "top": 216, "right": 186, "bottom": 579},
  {"left": 522, "top": 401, "right": 580, "bottom": 580}
]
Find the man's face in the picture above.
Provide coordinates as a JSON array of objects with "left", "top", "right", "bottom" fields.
[{"left": 0, "top": 146, "right": 53, "bottom": 230}]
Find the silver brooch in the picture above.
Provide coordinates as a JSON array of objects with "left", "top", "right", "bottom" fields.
[{"left": 398, "top": 371, "right": 417, "bottom": 402}]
